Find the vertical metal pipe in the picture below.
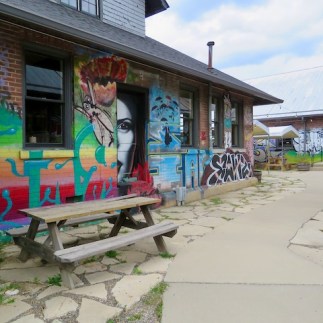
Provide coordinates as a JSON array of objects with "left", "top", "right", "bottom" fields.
[{"left": 207, "top": 41, "right": 215, "bottom": 70}]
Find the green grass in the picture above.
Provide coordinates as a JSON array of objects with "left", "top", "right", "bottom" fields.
[
  {"left": 0, "top": 282, "right": 21, "bottom": 305},
  {"left": 0, "top": 242, "right": 7, "bottom": 263},
  {"left": 47, "top": 274, "right": 62, "bottom": 286},
  {"left": 144, "top": 282, "right": 169, "bottom": 321},
  {"left": 132, "top": 266, "right": 142, "bottom": 275},
  {"left": 83, "top": 256, "right": 98, "bottom": 264},
  {"left": 127, "top": 313, "right": 142, "bottom": 321},
  {"left": 105, "top": 250, "right": 119, "bottom": 258},
  {"left": 210, "top": 197, "right": 223, "bottom": 205},
  {"left": 159, "top": 252, "right": 175, "bottom": 259}
]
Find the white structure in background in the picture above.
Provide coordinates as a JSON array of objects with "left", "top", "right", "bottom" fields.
[
  {"left": 254, "top": 121, "right": 299, "bottom": 162},
  {"left": 248, "top": 66, "right": 323, "bottom": 155}
]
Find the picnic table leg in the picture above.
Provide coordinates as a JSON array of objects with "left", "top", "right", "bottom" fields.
[
  {"left": 47, "top": 223, "right": 75, "bottom": 288},
  {"left": 47, "top": 223, "right": 64, "bottom": 250},
  {"left": 109, "top": 212, "right": 127, "bottom": 237},
  {"left": 60, "top": 264, "right": 76, "bottom": 289},
  {"left": 141, "top": 205, "right": 168, "bottom": 253},
  {"left": 43, "top": 220, "right": 67, "bottom": 247},
  {"left": 18, "top": 218, "right": 40, "bottom": 262}
]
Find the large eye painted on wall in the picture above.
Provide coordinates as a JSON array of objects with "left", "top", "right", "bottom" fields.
[{"left": 117, "top": 118, "right": 134, "bottom": 133}]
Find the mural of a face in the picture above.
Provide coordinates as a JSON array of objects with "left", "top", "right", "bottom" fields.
[{"left": 117, "top": 96, "right": 137, "bottom": 182}]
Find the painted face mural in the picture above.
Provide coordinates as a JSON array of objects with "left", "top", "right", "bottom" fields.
[{"left": 117, "top": 94, "right": 137, "bottom": 182}]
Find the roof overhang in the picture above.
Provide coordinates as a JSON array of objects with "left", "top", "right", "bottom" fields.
[
  {"left": 145, "top": 0, "right": 169, "bottom": 18},
  {"left": 253, "top": 120, "right": 269, "bottom": 136},
  {"left": 255, "top": 125, "right": 299, "bottom": 139},
  {"left": 0, "top": 1, "right": 281, "bottom": 106}
]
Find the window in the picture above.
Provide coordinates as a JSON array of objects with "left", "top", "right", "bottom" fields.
[
  {"left": 211, "top": 96, "right": 222, "bottom": 147},
  {"left": 180, "top": 88, "right": 196, "bottom": 146},
  {"left": 61, "top": 0, "right": 99, "bottom": 16},
  {"left": 231, "top": 102, "right": 243, "bottom": 147},
  {"left": 25, "top": 49, "right": 71, "bottom": 148}
]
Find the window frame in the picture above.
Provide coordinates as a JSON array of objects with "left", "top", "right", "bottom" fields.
[
  {"left": 211, "top": 95, "right": 223, "bottom": 148},
  {"left": 179, "top": 85, "right": 199, "bottom": 147},
  {"left": 23, "top": 45, "right": 72, "bottom": 149},
  {"left": 231, "top": 101, "right": 243, "bottom": 148},
  {"left": 60, "top": 0, "right": 100, "bottom": 17}
]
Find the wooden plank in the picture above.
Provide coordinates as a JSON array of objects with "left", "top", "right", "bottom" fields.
[
  {"left": 47, "top": 223, "right": 64, "bottom": 250},
  {"left": 20, "top": 196, "right": 161, "bottom": 223},
  {"left": 141, "top": 204, "right": 167, "bottom": 253},
  {"left": 18, "top": 219, "right": 40, "bottom": 262},
  {"left": 14, "top": 236, "right": 56, "bottom": 263},
  {"left": 6, "top": 212, "right": 118, "bottom": 237},
  {"left": 54, "top": 222, "right": 178, "bottom": 263},
  {"left": 18, "top": 193, "right": 138, "bottom": 217}
]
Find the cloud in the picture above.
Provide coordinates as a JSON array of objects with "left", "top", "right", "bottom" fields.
[{"left": 146, "top": 0, "right": 323, "bottom": 79}]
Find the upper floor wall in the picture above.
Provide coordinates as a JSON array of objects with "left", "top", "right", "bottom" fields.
[
  {"left": 48, "top": 0, "right": 166, "bottom": 37},
  {"left": 102, "top": 0, "right": 145, "bottom": 37}
]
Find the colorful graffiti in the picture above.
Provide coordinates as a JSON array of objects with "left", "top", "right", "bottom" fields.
[
  {"left": 149, "top": 88, "right": 181, "bottom": 152},
  {"left": 0, "top": 42, "right": 254, "bottom": 234},
  {"left": 74, "top": 55, "right": 128, "bottom": 147},
  {"left": 254, "top": 127, "right": 323, "bottom": 163},
  {"left": 201, "top": 149, "right": 252, "bottom": 186},
  {"left": 294, "top": 129, "right": 323, "bottom": 153}
]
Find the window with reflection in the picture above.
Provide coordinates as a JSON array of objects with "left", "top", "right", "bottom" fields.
[
  {"left": 25, "top": 50, "right": 70, "bottom": 147},
  {"left": 179, "top": 89, "right": 194, "bottom": 146},
  {"left": 211, "top": 96, "right": 222, "bottom": 147},
  {"left": 61, "top": 0, "right": 99, "bottom": 16}
]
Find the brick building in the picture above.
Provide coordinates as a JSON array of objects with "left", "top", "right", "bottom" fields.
[{"left": 0, "top": 0, "right": 281, "bottom": 231}]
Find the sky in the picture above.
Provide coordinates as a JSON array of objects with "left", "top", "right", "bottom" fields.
[{"left": 145, "top": 0, "right": 323, "bottom": 81}]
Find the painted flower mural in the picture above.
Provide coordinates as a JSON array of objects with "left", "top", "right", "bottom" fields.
[{"left": 75, "top": 55, "right": 128, "bottom": 147}]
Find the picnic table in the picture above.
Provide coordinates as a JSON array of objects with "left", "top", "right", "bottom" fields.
[
  {"left": 6, "top": 195, "right": 178, "bottom": 288},
  {"left": 265, "top": 157, "right": 295, "bottom": 171}
]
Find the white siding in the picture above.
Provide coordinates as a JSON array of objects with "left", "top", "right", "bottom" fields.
[{"left": 102, "top": 0, "right": 145, "bottom": 37}]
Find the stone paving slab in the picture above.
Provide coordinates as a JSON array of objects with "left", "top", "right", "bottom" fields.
[{"left": 2, "top": 172, "right": 320, "bottom": 323}]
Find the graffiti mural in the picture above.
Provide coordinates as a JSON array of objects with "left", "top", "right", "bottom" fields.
[
  {"left": 294, "top": 128, "right": 323, "bottom": 154},
  {"left": 148, "top": 87, "right": 181, "bottom": 152},
  {"left": 149, "top": 154, "right": 182, "bottom": 191},
  {"left": 74, "top": 55, "right": 128, "bottom": 147},
  {"left": 201, "top": 149, "right": 252, "bottom": 186}
]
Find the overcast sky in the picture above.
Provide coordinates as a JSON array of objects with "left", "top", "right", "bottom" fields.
[{"left": 146, "top": 0, "right": 323, "bottom": 81}]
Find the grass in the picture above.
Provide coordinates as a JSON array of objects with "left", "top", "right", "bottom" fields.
[
  {"left": 144, "top": 282, "right": 168, "bottom": 321},
  {"left": 105, "top": 250, "right": 119, "bottom": 258},
  {"left": 221, "top": 216, "right": 233, "bottom": 221},
  {"left": 0, "top": 282, "right": 21, "bottom": 305},
  {"left": 0, "top": 242, "right": 7, "bottom": 263},
  {"left": 132, "top": 266, "right": 142, "bottom": 275},
  {"left": 83, "top": 256, "right": 98, "bottom": 264},
  {"left": 210, "top": 197, "right": 223, "bottom": 205},
  {"left": 159, "top": 252, "right": 175, "bottom": 259},
  {"left": 127, "top": 313, "right": 142, "bottom": 321},
  {"left": 47, "top": 274, "right": 62, "bottom": 286}
]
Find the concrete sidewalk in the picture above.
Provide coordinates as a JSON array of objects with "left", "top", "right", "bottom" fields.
[{"left": 162, "top": 171, "right": 323, "bottom": 323}]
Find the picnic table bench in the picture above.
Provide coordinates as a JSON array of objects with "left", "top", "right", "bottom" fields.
[{"left": 6, "top": 195, "right": 178, "bottom": 289}]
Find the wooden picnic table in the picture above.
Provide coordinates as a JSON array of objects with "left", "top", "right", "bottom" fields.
[{"left": 7, "top": 195, "right": 178, "bottom": 288}]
